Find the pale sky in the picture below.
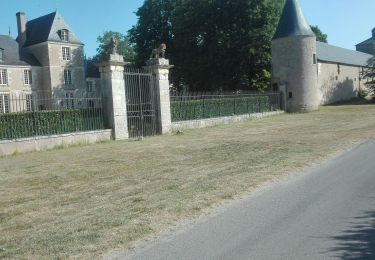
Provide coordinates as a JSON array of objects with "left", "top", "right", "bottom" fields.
[{"left": 0, "top": 0, "right": 374, "bottom": 57}]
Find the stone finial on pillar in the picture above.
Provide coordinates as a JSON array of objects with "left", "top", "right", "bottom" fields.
[
  {"left": 145, "top": 58, "right": 174, "bottom": 134},
  {"left": 99, "top": 53, "right": 129, "bottom": 140}
]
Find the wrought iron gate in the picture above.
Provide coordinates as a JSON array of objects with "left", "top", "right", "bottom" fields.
[{"left": 124, "top": 67, "right": 159, "bottom": 138}]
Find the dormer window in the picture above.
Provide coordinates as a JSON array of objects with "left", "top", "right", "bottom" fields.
[
  {"left": 0, "top": 48, "right": 4, "bottom": 62},
  {"left": 61, "top": 29, "right": 69, "bottom": 42}
]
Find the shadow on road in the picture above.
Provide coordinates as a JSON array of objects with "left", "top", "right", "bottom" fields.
[{"left": 329, "top": 210, "right": 375, "bottom": 259}]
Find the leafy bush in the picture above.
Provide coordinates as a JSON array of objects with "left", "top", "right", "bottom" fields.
[
  {"left": 0, "top": 109, "right": 104, "bottom": 140},
  {"left": 171, "top": 96, "right": 279, "bottom": 122}
]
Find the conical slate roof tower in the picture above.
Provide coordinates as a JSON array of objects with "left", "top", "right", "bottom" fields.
[
  {"left": 271, "top": 0, "right": 319, "bottom": 113},
  {"left": 273, "top": 0, "right": 314, "bottom": 39}
]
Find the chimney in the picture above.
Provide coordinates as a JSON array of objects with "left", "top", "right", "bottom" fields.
[
  {"left": 16, "top": 12, "right": 26, "bottom": 46},
  {"left": 372, "top": 27, "right": 375, "bottom": 38}
]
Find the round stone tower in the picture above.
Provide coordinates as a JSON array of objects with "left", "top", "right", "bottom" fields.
[{"left": 271, "top": 0, "right": 319, "bottom": 113}]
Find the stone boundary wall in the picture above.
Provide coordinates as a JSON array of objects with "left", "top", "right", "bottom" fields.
[
  {"left": 0, "top": 130, "right": 112, "bottom": 156},
  {"left": 171, "top": 111, "right": 284, "bottom": 131}
]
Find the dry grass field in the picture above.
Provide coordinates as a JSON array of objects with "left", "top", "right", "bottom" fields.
[{"left": 1, "top": 103, "right": 375, "bottom": 259}]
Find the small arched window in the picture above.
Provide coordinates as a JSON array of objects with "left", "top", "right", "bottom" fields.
[
  {"left": 0, "top": 48, "right": 4, "bottom": 62},
  {"left": 61, "top": 29, "right": 69, "bottom": 42}
]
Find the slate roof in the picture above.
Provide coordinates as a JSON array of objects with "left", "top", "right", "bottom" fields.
[
  {"left": 356, "top": 34, "right": 375, "bottom": 48},
  {"left": 0, "top": 35, "right": 41, "bottom": 66},
  {"left": 273, "top": 0, "right": 315, "bottom": 39},
  {"left": 23, "top": 12, "right": 56, "bottom": 47},
  {"left": 316, "top": 41, "right": 372, "bottom": 67},
  {"left": 356, "top": 37, "right": 375, "bottom": 46},
  {"left": 23, "top": 11, "right": 83, "bottom": 47}
]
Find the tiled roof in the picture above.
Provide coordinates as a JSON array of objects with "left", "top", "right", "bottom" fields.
[
  {"left": 0, "top": 35, "right": 41, "bottom": 66},
  {"left": 317, "top": 41, "right": 372, "bottom": 67}
]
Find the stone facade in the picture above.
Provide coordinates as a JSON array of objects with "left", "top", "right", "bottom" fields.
[
  {"left": 318, "top": 62, "right": 366, "bottom": 105},
  {"left": 272, "top": 35, "right": 319, "bottom": 112}
]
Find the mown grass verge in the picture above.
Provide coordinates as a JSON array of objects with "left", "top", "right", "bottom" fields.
[{"left": 1, "top": 103, "right": 375, "bottom": 259}]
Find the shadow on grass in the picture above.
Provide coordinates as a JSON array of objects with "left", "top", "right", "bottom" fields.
[
  {"left": 327, "top": 96, "right": 375, "bottom": 106},
  {"left": 329, "top": 210, "right": 375, "bottom": 259}
]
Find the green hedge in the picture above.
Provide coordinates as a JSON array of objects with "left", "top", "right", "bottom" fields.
[
  {"left": 171, "top": 96, "right": 279, "bottom": 122},
  {"left": 0, "top": 109, "right": 104, "bottom": 140}
]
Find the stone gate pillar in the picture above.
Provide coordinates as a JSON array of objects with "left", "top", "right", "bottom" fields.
[
  {"left": 99, "top": 53, "right": 129, "bottom": 140},
  {"left": 145, "top": 58, "right": 174, "bottom": 134}
]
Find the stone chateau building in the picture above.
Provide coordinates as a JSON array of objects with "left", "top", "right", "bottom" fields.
[
  {"left": 1, "top": 6, "right": 374, "bottom": 114},
  {"left": 272, "top": 0, "right": 373, "bottom": 112},
  {"left": 0, "top": 11, "right": 86, "bottom": 113}
]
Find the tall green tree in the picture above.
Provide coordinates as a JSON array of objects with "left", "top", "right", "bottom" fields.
[
  {"left": 172, "top": 0, "right": 284, "bottom": 91},
  {"left": 128, "top": 0, "right": 176, "bottom": 66},
  {"left": 96, "top": 31, "right": 136, "bottom": 62},
  {"left": 362, "top": 56, "right": 375, "bottom": 95},
  {"left": 129, "top": 0, "right": 284, "bottom": 91},
  {"left": 310, "top": 25, "right": 328, "bottom": 43}
]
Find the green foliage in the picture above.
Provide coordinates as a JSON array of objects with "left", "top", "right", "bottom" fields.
[
  {"left": 129, "top": 0, "right": 285, "bottom": 92},
  {"left": 310, "top": 25, "right": 328, "bottom": 43},
  {"left": 0, "top": 109, "right": 103, "bottom": 140},
  {"left": 96, "top": 31, "right": 136, "bottom": 62},
  {"left": 128, "top": 0, "right": 176, "bottom": 66},
  {"left": 362, "top": 56, "right": 375, "bottom": 94},
  {"left": 171, "top": 96, "right": 279, "bottom": 122},
  {"left": 85, "top": 55, "right": 101, "bottom": 78}
]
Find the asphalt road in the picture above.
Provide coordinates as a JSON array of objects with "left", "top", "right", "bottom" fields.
[{"left": 123, "top": 140, "right": 375, "bottom": 260}]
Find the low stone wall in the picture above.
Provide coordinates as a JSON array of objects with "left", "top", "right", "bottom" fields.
[
  {"left": 0, "top": 130, "right": 112, "bottom": 156},
  {"left": 171, "top": 111, "right": 284, "bottom": 131}
]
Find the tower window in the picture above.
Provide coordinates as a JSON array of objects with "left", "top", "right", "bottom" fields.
[
  {"left": 26, "top": 94, "right": 34, "bottom": 112},
  {"left": 289, "top": 92, "right": 293, "bottom": 99},
  {"left": 87, "top": 81, "right": 94, "bottom": 92},
  {"left": 65, "top": 92, "right": 74, "bottom": 109},
  {"left": 0, "top": 69, "right": 7, "bottom": 85},
  {"left": 0, "top": 94, "right": 10, "bottom": 113},
  {"left": 64, "top": 70, "right": 73, "bottom": 85},
  {"left": 313, "top": 53, "right": 317, "bottom": 64},
  {"left": 24, "top": 69, "right": 32, "bottom": 85},
  {"left": 61, "top": 29, "right": 69, "bottom": 42},
  {"left": 62, "top": 47, "right": 71, "bottom": 61},
  {"left": 0, "top": 48, "right": 4, "bottom": 62}
]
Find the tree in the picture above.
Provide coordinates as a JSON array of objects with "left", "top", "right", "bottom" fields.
[
  {"left": 310, "top": 25, "right": 328, "bottom": 43},
  {"left": 128, "top": 0, "right": 176, "bottom": 67},
  {"left": 129, "top": 0, "right": 284, "bottom": 92},
  {"left": 85, "top": 55, "right": 101, "bottom": 78},
  {"left": 362, "top": 56, "right": 375, "bottom": 95},
  {"left": 96, "top": 31, "right": 136, "bottom": 62}
]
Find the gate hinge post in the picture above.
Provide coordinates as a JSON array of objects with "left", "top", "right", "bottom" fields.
[
  {"left": 98, "top": 53, "right": 129, "bottom": 140},
  {"left": 145, "top": 58, "right": 173, "bottom": 135}
]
